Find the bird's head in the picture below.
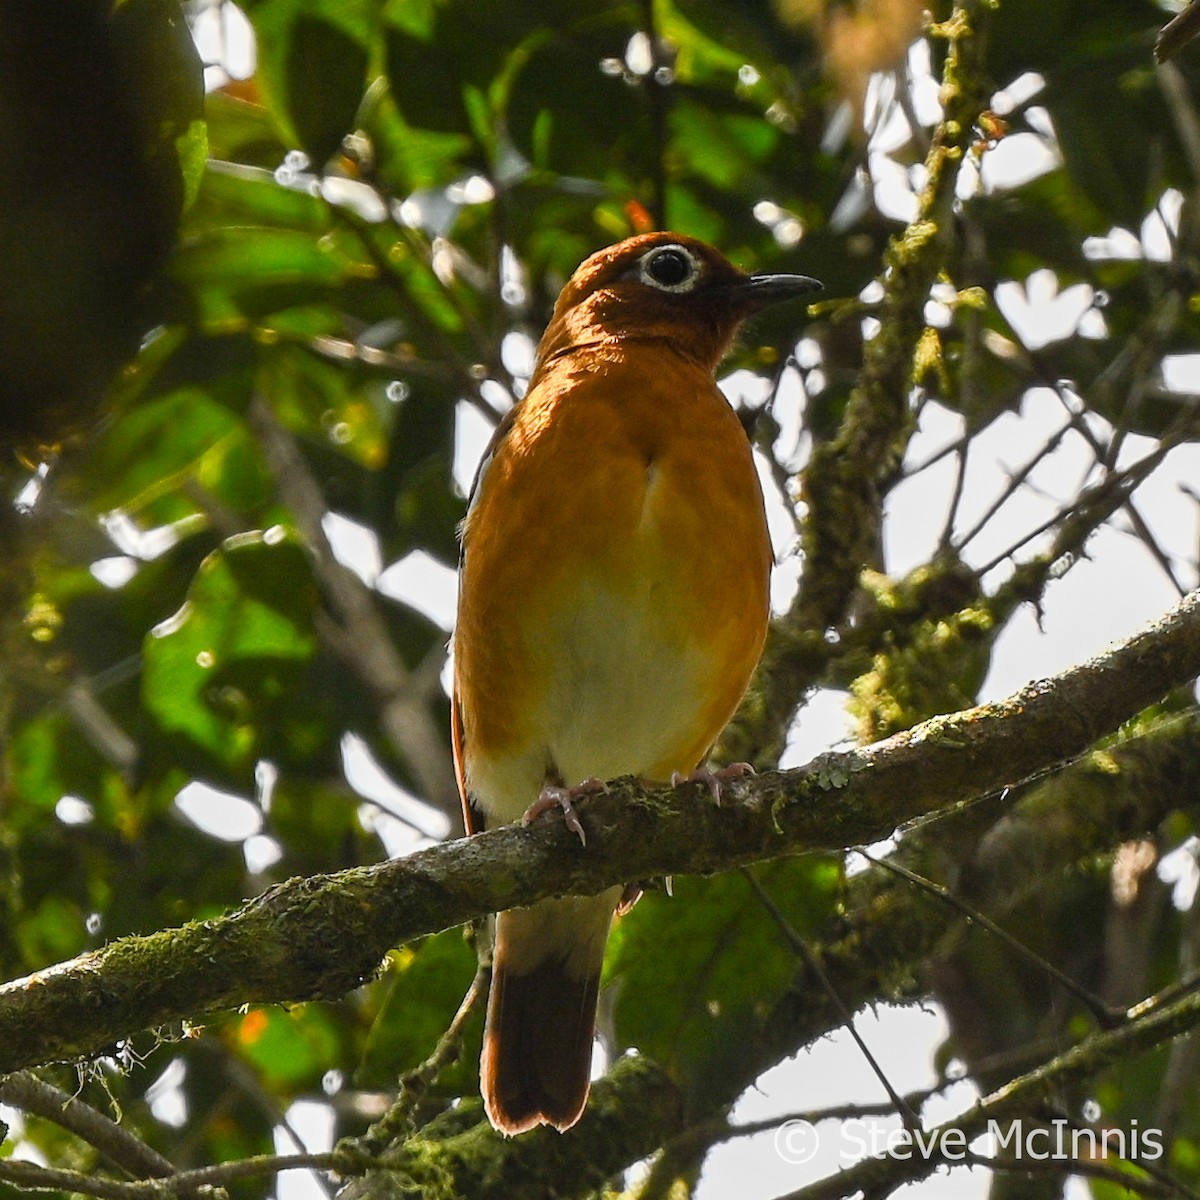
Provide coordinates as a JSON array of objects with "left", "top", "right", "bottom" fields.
[{"left": 534, "top": 231, "right": 822, "bottom": 372}]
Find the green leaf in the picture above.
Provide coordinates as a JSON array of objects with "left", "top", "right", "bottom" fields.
[
  {"left": 1042, "top": 47, "right": 1162, "bottom": 230},
  {"left": 285, "top": 16, "right": 370, "bottom": 163},
  {"left": 225, "top": 1005, "right": 346, "bottom": 1092},
  {"left": 9, "top": 714, "right": 113, "bottom": 822},
  {"left": 198, "top": 160, "right": 330, "bottom": 230},
  {"left": 506, "top": 18, "right": 650, "bottom": 181},
  {"left": 607, "top": 857, "right": 841, "bottom": 1101},
  {"left": 385, "top": 26, "right": 473, "bottom": 136},
  {"left": 987, "top": 0, "right": 1162, "bottom": 84},
  {"left": 15, "top": 896, "right": 88, "bottom": 973},
  {"left": 174, "top": 227, "right": 361, "bottom": 291},
  {"left": 246, "top": 0, "right": 376, "bottom": 160},
  {"left": 358, "top": 932, "right": 479, "bottom": 1087},
  {"left": 267, "top": 779, "right": 383, "bottom": 875},
  {"left": 111, "top": 0, "right": 208, "bottom": 209},
  {"left": 668, "top": 98, "right": 780, "bottom": 190},
  {"left": 141, "top": 532, "right": 319, "bottom": 773},
  {"left": 71, "top": 386, "right": 246, "bottom": 514}
]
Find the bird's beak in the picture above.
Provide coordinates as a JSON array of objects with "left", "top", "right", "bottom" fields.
[{"left": 734, "top": 271, "right": 823, "bottom": 309}]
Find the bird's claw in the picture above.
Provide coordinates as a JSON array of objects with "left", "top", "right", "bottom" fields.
[
  {"left": 523, "top": 777, "right": 608, "bottom": 846},
  {"left": 670, "top": 762, "right": 755, "bottom": 805}
]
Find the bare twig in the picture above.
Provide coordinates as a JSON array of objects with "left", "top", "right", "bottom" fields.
[
  {"left": 741, "top": 867, "right": 921, "bottom": 1130},
  {"left": 854, "top": 849, "right": 1122, "bottom": 1025},
  {"left": 346, "top": 959, "right": 488, "bottom": 1159},
  {"left": 772, "top": 977, "right": 1200, "bottom": 1200},
  {"left": 724, "top": 0, "right": 997, "bottom": 768},
  {"left": 0, "top": 1150, "right": 337, "bottom": 1200}
]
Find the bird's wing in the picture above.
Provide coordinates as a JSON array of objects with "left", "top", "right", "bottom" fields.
[
  {"left": 452, "top": 401, "right": 523, "bottom": 838},
  {"left": 450, "top": 684, "right": 484, "bottom": 834}
]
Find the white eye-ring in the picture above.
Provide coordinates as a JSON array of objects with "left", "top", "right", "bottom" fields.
[{"left": 638, "top": 244, "right": 703, "bottom": 293}]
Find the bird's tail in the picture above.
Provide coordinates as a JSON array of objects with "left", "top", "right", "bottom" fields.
[{"left": 482, "top": 889, "right": 621, "bottom": 1134}]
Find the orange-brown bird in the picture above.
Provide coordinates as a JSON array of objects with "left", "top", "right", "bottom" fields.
[{"left": 452, "top": 231, "right": 820, "bottom": 1135}]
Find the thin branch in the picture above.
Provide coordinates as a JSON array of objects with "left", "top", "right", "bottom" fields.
[
  {"left": 741, "top": 867, "right": 921, "bottom": 1131},
  {"left": 1047, "top": 384, "right": 1191, "bottom": 596},
  {"left": 632, "top": 695, "right": 1200, "bottom": 1185},
  {"left": 723, "top": 0, "right": 997, "bottom": 768},
  {"left": 0, "top": 1072, "right": 174, "bottom": 1180},
  {"left": 346, "top": 959, "right": 488, "bottom": 1159},
  {"left": 771, "top": 977, "right": 1200, "bottom": 1200},
  {"left": 0, "top": 1151, "right": 337, "bottom": 1200},
  {"left": 976, "top": 428, "right": 1183, "bottom": 578},
  {"left": 937, "top": 438, "right": 969, "bottom": 552},
  {"left": 854, "top": 849, "right": 1122, "bottom": 1026},
  {"left": 1118, "top": 496, "right": 1191, "bottom": 597},
  {"left": 728, "top": 1091, "right": 945, "bottom": 1141},
  {"left": 337, "top": 1055, "right": 682, "bottom": 1200},
  {"left": 329, "top": 200, "right": 506, "bottom": 416},
  {"left": 951, "top": 415, "right": 1077, "bottom": 554},
  {"left": 970, "top": 1146, "right": 1194, "bottom": 1200}
]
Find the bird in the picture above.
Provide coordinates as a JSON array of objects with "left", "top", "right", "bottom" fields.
[{"left": 451, "top": 231, "right": 820, "bottom": 1135}]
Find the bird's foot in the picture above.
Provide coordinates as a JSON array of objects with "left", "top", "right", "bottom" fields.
[
  {"left": 523, "top": 777, "right": 608, "bottom": 846},
  {"left": 670, "top": 762, "right": 755, "bottom": 805}
]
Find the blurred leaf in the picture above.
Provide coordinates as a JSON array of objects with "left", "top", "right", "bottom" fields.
[
  {"left": 267, "top": 779, "right": 382, "bottom": 875},
  {"left": 15, "top": 895, "right": 88, "bottom": 967},
  {"left": 358, "top": 932, "right": 479, "bottom": 1088},
  {"left": 607, "top": 857, "right": 841, "bottom": 1100},
  {"left": 666, "top": 0, "right": 812, "bottom": 80},
  {"left": 197, "top": 160, "right": 329, "bottom": 230},
  {"left": 668, "top": 97, "right": 780, "bottom": 190},
  {"left": 284, "top": 16, "right": 370, "bottom": 163},
  {"left": 226, "top": 1005, "right": 346, "bottom": 1092},
  {"left": 0, "top": 0, "right": 203, "bottom": 443},
  {"left": 987, "top": 0, "right": 1162, "bottom": 84},
  {"left": 259, "top": 344, "right": 390, "bottom": 470},
  {"left": 141, "top": 532, "right": 319, "bottom": 775},
  {"left": 175, "top": 226, "right": 365, "bottom": 293},
  {"left": 111, "top": 0, "right": 209, "bottom": 210},
  {"left": 971, "top": 168, "right": 1103, "bottom": 282},
  {"left": 506, "top": 19, "right": 650, "bottom": 181},
  {"left": 385, "top": 26, "right": 473, "bottom": 137},
  {"left": 1042, "top": 49, "right": 1165, "bottom": 230},
  {"left": 72, "top": 386, "right": 247, "bottom": 514},
  {"left": 243, "top": 0, "right": 375, "bottom": 158},
  {"left": 9, "top": 715, "right": 107, "bottom": 821}
]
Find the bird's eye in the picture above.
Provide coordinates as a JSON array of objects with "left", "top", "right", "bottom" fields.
[{"left": 639, "top": 245, "right": 701, "bottom": 293}]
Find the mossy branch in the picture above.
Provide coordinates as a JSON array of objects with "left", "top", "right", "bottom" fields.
[
  {"left": 723, "top": 0, "right": 995, "bottom": 768},
  {"left": 0, "top": 589, "right": 1196, "bottom": 1076}
]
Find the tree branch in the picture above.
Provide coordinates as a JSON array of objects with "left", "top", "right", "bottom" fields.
[
  {"left": 337, "top": 1056, "right": 681, "bottom": 1200},
  {"left": 722, "top": 0, "right": 995, "bottom": 768},
  {"left": 773, "top": 978, "right": 1200, "bottom": 1200},
  {"left": 688, "top": 707, "right": 1197, "bottom": 1168},
  {"left": 0, "top": 589, "right": 1198, "bottom": 1075},
  {"left": 0, "top": 1072, "right": 174, "bottom": 1179}
]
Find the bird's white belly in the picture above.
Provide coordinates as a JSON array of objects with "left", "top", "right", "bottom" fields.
[
  {"left": 549, "top": 584, "right": 711, "bottom": 779},
  {"left": 469, "top": 581, "right": 714, "bottom": 826}
]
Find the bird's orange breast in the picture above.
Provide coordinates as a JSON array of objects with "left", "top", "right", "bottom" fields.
[{"left": 454, "top": 342, "right": 771, "bottom": 820}]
